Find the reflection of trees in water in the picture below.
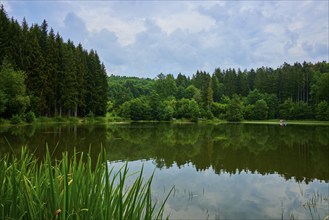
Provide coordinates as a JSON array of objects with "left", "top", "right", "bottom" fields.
[
  {"left": 107, "top": 123, "right": 205, "bottom": 168},
  {"left": 0, "top": 124, "right": 106, "bottom": 161},
  {"left": 1, "top": 123, "right": 328, "bottom": 182},
  {"left": 107, "top": 123, "right": 329, "bottom": 182}
]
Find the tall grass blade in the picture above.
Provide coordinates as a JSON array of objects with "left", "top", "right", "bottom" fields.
[{"left": 0, "top": 146, "right": 171, "bottom": 220}]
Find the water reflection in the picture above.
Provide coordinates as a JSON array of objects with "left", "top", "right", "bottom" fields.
[
  {"left": 1, "top": 123, "right": 328, "bottom": 219},
  {"left": 109, "top": 160, "right": 328, "bottom": 219},
  {"left": 107, "top": 123, "right": 329, "bottom": 183},
  {"left": 1, "top": 123, "right": 329, "bottom": 182}
]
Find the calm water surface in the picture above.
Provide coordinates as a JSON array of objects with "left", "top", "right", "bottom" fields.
[{"left": 1, "top": 123, "right": 328, "bottom": 219}]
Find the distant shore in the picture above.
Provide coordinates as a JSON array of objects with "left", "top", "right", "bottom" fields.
[{"left": 2, "top": 116, "right": 329, "bottom": 127}]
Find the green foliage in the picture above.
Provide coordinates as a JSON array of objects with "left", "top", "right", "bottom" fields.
[
  {"left": 243, "top": 91, "right": 278, "bottom": 119},
  {"left": 84, "top": 111, "right": 95, "bottom": 123},
  {"left": 222, "top": 68, "right": 238, "bottom": 97},
  {"left": 24, "top": 111, "right": 36, "bottom": 123},
  {"left": 243, "top": 104, "right": 255, "bottom": 120},
  {"left": 176, "top": 86, "right": 185, "bottom": 100},
  {"left": 154, "top": 73, "right": 177, "bottom": 99},
  {"left": 315, "top": 101, "right": 329, "bottom": 121},
  {"left": 0, "top": 89, "right": 8, "bottom": 114},
  {"left": 290, "top": 102, "right": 313, "bottom": 119},
  {"left": 279, "top": 99, "right": 313, "bottom": 120},
  {"left": 118, "top": 98, "right": 151, "bottom": 121},
  {"left": 108, "top": 75, "right": 153, "bottom": 112},
  {"left": 106, "top": 115, "right": 124, "bottom": 122},
  {"left": 176, "top": 72, "right": 189, "bottom": 88},
  {"left": 107, "top": 101, "right": 114, "bottom": 112},
  {"left": 129, "top": 98, "right": 151, "bottom": 120},
  {"left": 211, "top": 102, "right": 227, "bottom": 119},
  {"left": 246, "top": 89, "right": 263, "bottom": 105},
  {"left": 253, "top": 99, "right": 269, "bottom": 120},
  {"left": 10, "top": 114, "right": 22, "bottom": 124},
  {"left": 0, "top": 59, "right": 30, "bottom": 118},
  {"left": 1, "top": 2, "right": 328, "bottom": 121},
  {"left": 226, "top": 95, "right": 243, "bottom": 122},
  {"left": 263, "top": 93, "right": 279, "bottom": 119},
  {"left": 203, "top": 109, "right": 214, "bottom": 120},
  {"left": 108, "top": 83, "right": 133, "bottom": 110},
  {"left": 86, "top": 111, "right": 95, "bottom": 118},
  {"left": 118, "top": 102, "right": 131, "bottom": 119},
  {"left": 211, "top": 73, "right": 221, "bottom": 102},
  {"left": 0, "top": 147, "right": 170, "bottom": 220},
  {"left": 237, "top": 69, "right": 249, "bottom": 96},
  {"left": 176, "top": 98, "right": 200, "bottom": 121},
  {"left": 184, "top": 85, "right": 200, "bottom": 101},
  {"left": 160, "top": 98, "right": 176, "bottom": 121},
  {"left": 0, "top": 5, "right": 108, "bottom": 118},
  {"left": 311, "top": 72, "right": 329, "bottom": 103},
  {"left": 159, "top": 105, "right": 175, "bottom": 121},
  {"left": 279, "top": 98, "right": 294, "bottom": 119},
  {"left": 192, "top": 70, "right": 212, "bottom": 108},
  {"left": 148, "top": 91, "right": 161, "bottom": 120}
]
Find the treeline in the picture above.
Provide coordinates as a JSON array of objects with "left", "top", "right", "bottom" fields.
[
  {"left": 109, "top": 61, "right": 329, "bottom": 121},
  {"left": 1, "top": 4, "right": 328, "bottom": 122},
  {"left": 0, "top": 5, "right": 108, "bottom": 120}
]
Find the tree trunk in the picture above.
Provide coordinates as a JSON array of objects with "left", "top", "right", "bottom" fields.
[{"left": 74, "top": 104, "right": 78, "bottom": 117}]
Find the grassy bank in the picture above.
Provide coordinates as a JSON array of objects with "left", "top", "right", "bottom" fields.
[
  {"left": 0, "top": 114, "right": 126, "bottom": 127},
  {"left": 239, "top": 119, "right": 329, "bottom": 126},
  {"left": 1, "top": 115, "right": 329, "bottom": 127},
  {"left": 0, "top": 147, "right": 170, "bottom": 219}
]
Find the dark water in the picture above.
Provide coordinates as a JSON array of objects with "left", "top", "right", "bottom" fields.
[{"left": 1, "top": 123, "right": 329, "bottom": 219}]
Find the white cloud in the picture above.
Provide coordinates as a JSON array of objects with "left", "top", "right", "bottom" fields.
[
  {"left": 156, "top": 9, "right": 216, "bottom": 35},
  {"left": 73, "top": 3, "right": 146, "bottom": 46},
  {"left": 3, "top": 1, "right": 328, "bottom": 77},
  {"left": 60, "top": 12, "right": 89, "bottom": 44},
  {"left": 1, "top": 1, "right": 11, "bottom": 12}
]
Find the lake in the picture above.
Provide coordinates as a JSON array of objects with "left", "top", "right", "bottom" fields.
[{"left": 1, "top": 122, "right": 328, "bottom": 219}]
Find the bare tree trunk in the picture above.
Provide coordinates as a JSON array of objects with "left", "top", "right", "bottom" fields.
[{"left": 74, "top": 104, "right": 78, "bottom": 117}]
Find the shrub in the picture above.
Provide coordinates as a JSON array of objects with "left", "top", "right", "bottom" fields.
[
  {"left": 253, "top": 99, "right": 269, "bottom": 120},
  {"left": 243, "top": 104, "right": 255, "bottom": 120},
  {"left": 86, "top": 111, "right": 95, "bottom": 118},
  {"left": 226, "top": 95, "right": 243, "bottom": 122},
  {"left": 10, "top": 114, "right": 21, "bottom": 124},
  {"left": 211, "top": 102, "right": 227, "bottom": 119},
  {"left": 315, "top": 101, "right": 329, "bottom": 121},
  {"left": 68, "top": 117, "right": 79, "bottom": 123},
  {"left": 85, "top": 111, "right": 95, "bottom": 122},
  {"left": 25, "top": 111, "right": 36, "bottom": 123}
]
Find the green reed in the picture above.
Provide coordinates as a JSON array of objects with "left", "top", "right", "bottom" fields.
[{"left": 0, "top": 147, "right": 171, "bottom": 220}]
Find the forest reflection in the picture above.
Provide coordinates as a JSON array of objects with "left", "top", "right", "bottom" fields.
[
  {"left": 107, "top": 123, "right": 329, "bottom": 183},
  {"left": 1, "top": 123, "right": 328, "bottom": 183}
]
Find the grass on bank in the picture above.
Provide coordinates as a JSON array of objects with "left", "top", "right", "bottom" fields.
[
  {"left": 1, "top": 112, "right": 329, "bottom": 127},
  {"left": 0, "top": 147, "right": 171, "bottom": 220},
  {"left": 239, "top": 119, "right": 329, "bottom": 126}
]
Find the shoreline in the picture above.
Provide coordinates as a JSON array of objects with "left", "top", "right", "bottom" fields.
[{"left": 1, "top": 116, "right": 329, "bottom": 127}]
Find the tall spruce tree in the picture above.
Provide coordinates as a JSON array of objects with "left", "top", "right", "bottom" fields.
[{"left": 0, "top": 5, "right": 10, "bottom": 63}]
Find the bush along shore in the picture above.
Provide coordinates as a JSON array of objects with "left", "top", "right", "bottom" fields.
[{"left": 0, "top": 147, "right": 171, "bottom": 219}]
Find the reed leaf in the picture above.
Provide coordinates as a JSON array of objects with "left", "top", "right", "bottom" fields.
[{"left": 0, "top": 146, "right": 170, "bottom": 219}]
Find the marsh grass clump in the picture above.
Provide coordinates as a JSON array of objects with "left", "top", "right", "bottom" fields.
[{"left": 0, "top": 147, "right": 170, "bottom": 219}]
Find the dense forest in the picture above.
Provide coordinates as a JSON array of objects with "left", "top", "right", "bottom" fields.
[
  {"left": 0, "top": 5, "right": 108, "bottom": 121},
  {"left": 1, "top": 5, "right": 328, "bottom": 122},
  {"left": 108, "top": 61, "right": 329, "bottom": 121}
]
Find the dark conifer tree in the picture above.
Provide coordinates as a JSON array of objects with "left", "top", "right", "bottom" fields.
[
  {"left": 223, "top": 68, "right": 238, "bottom": 97},
  {"left": 0, "top": 5, "right": 10, "bottom": 63},
  {"left": 237, "top": 69, "right": 249, "bottom": 96}
]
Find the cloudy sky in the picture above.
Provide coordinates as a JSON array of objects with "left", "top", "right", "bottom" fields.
[{"left": 2, "top": 1, "right": 328, "bottom": 78}]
